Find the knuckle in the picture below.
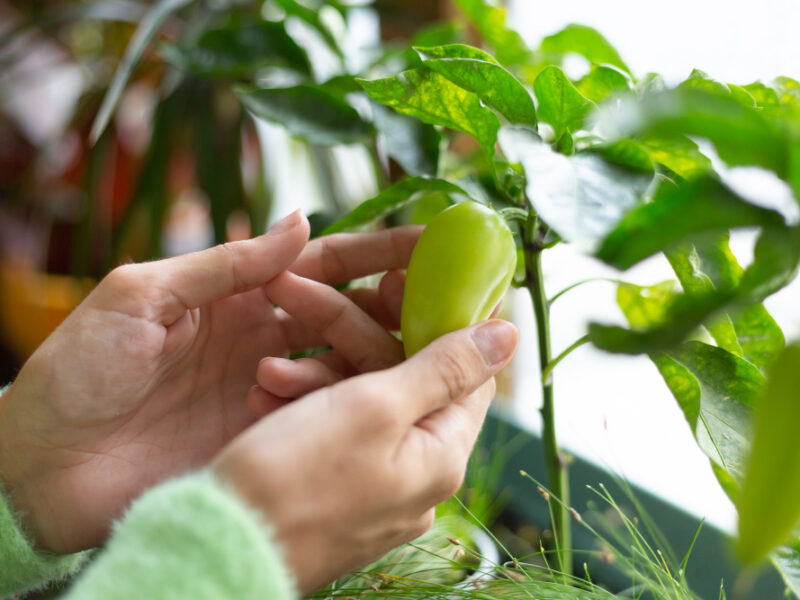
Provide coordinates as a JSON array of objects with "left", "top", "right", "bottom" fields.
[
  {"left": 320, "top": 237, "right": 348, "bottom": 283},
  {"left": 435, "top": 348, "right": 473, "bottom": 402},
  {"left": 219, "top": 242, "right": 248, "bottom": 295},
  {"left": 104, "top": 263, "right": 141, "bottom": 291}
]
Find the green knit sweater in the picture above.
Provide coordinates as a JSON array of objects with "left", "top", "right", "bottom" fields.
[{"left": 0, "top": 387, "right": 297, "bottom": 600}]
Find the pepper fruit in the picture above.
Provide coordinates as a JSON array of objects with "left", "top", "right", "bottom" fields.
[{"left": 401, "top": 201, "right": 517, "bottom": 357}]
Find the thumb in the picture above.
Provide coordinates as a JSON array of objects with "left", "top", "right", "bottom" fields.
[
  {"left": 388, "top": 320, "right": 518, "bottom": 424},
  {"left": 99, "top": 211, "right": 310, "bottom": 323}
]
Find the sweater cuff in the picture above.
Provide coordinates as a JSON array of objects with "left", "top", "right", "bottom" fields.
[
  {"left": 0, "top": 387, "right": 89, "bottom": 599},
  {"left": 63, "top": 470, "right": 298, "bottom": 600}
]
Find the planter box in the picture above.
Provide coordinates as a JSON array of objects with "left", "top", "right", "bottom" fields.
[{"left": 478, "top": 411, "right": 786, "bottom": 599}]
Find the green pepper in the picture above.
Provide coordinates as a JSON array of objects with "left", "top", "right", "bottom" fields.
[{"left": 401, "top": 201, "right": 517, "bottom": 357}]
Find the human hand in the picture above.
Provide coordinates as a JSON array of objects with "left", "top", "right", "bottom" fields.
[
  {"left": 0, "top": 211, "right": 422, "bottom": 553},
  {"left": 212, "top": 319, "right": 518, "bottom": 594}
]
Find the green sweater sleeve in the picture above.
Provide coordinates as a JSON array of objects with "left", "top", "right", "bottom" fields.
[{"left": 62, "top": 470, "right": 298, "bottom": 600}]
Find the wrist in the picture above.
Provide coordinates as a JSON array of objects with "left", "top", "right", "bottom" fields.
[{"left": 0, "top": 384, "right": 57, "bottom": 552}]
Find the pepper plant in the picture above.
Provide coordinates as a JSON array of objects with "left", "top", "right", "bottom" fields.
[{"left": 14, "top": 0, "right": 800, "bottom": 595}]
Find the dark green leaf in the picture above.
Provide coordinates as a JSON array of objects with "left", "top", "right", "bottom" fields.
[
  {"left": 415, "top": 44, "right": 536, "bottom": 127},
  {"left": 597, "top": 177, "right": 785, "bottom": 270},
  {"left": 453, "top": 0, "right": 530, "bottom": 66},
  {"left": 322, "top": 177, "right": 469, "bottom": 234},
  {"left": 358, "top": 68, "right": 500, "bottom": 152},
  {"left": 540, "top": 23, "right": 631, "bottom": 75},
  {"left": 533, "top": 66, "right": 594, "bottom": 141},
  {"left": 371, "top": 101, "right": 441, "bottom": 177},
  {"left": 161, "top": 20, "right": 310, "bottom": 77},
  {"left": 237, "top": 85, "right": 371, "bottom": 146},
  {"left": 738, "top": 343, "right": 800, "bottom": 564},
  {"left": 499, "top": 127, "right": 650, "bottom": 247},
  {"left": 575, "top": 65, "right": 632, "bottom": 103},
  {"left": 91, "top": 0, "right": 194, "bottom": 143}
]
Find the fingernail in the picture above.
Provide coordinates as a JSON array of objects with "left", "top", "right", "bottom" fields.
[
  {"left": 267, "top": 210, "right": 302, "bottom": 236},
  {"left": 472, "top": 320, "right": 518, "bottom": 366}
]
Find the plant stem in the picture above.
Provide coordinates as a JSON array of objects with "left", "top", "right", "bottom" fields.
[{"left": 523, "top": 218, "right": 572, "bottom": 576}]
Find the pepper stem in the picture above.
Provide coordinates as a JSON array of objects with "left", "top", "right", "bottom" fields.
[{"left": 523, "top": 216, "right": 572, "bottom": 576}]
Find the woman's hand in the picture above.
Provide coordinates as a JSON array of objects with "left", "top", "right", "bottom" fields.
[
  {"left": 0, "top": 211, "right": 422, "bottom": 554},
  {"left": 212, "top": 319, "right": 518, "bottom": 594}
]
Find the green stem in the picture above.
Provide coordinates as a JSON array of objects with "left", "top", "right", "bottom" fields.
[
  {"left": 541, "top": 334, "right": 591, "bottom": 386},
  {"left": 524, "top": 217, "right": 572, "bottom": 576},
  {"left": 548, "top": 277, "right": 628, "bottom": 306}
]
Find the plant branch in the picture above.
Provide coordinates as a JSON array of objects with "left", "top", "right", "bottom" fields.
[
  {"left": 541, "top": 334, "right": 591, "bottom": 386},
  {"left": 523, "top": 214, "right": 572, "bottom": 576}
]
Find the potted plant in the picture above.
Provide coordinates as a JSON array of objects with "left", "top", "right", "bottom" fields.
[{"left": 5, "top": 0, "right": 800, "bottom": 597}]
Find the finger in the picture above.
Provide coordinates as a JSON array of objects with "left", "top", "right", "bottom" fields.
[
  {"left": 291, "top": 226, "right": 423, "bottom": 285},
  {"left": 342, "top": 270, "right": 405, "bottom": 332},
  {"left": 257, "top": 357, "right": 344, "bottom": 398},
  {"left": 246, "top": 385, "right": 291, "bottom": 419},
  {"left": 279, "top": 272, "right": 407, "bottom": 349},
  {"left": 385, "top": 320, "right": 517, "bottom": 424},
  {"left": 100, "top": 211, "right": 310, "bottom": 324},
  {"left": 379, "top": 269, "right": 406, "bottom": 327},
  {"left": 265, "top": 271, "right": 404, "bottom": 373}
]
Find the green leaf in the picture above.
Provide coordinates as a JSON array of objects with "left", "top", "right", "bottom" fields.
[
  {"left": 590, "top": 290, "right": 734, "bottom": 355},
  {"left": 415, "top": 44, "right": 537, "bottom": 127},
  {"left": 90, "top": 0, "right": 194, "bottom": 143},
  {"left": 772, "top": 544, "right": 800, "bottom": 598},
  {"left": 453, "top": 0, "right": 530, "bottom": 66},
  {"left": 499, "top": 127, "right": 650, "bottom": 248},
  {"left": 575, "top": 65, "right": 632, "bottom": 103},
  {"left": 616, "top": 281, "right": 679, "bottom": 330},
  {"left": 637, "top": 135, "right": 712, "bottom": 179},
  {"left": 652, "top": 342, "right": 761, "bottom": 483},
  {"left": 589, "top": 139, "right": 654, "bottom": 173},
  {"left": 161, "top": 20, "right": 310, "bottom": 77},
  {"left": 597, "top": 177, "right": 785, "bottom": 270},
  {"left": 591, "top": 227, "right": 799, "bottom": 356},
  {"left": 371, "top": 102, "right": 441, "bottom": 177},
  {"left": 596, "top": 87, "right": 790, "bottom": 177},
  {"left": 738, "top": 343, "right": 800, "bottom": 564},
  {"left": 665, "top": 234, "right": 785, "bottom": 370},
  {"left": 236, "top": 85, "right": 371, "bottom": 146},
  {"left": 534, "top": 66, "right": 594, "bottom": 141},
  {"left": 540, "top": 23, "right": 631, "bottom": 75},
  {"left": 358, "top": 68, "right": 500, "bottom": 152},
  {"left": 322, "top": 177, "right": 469, "bottom": 234}
]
